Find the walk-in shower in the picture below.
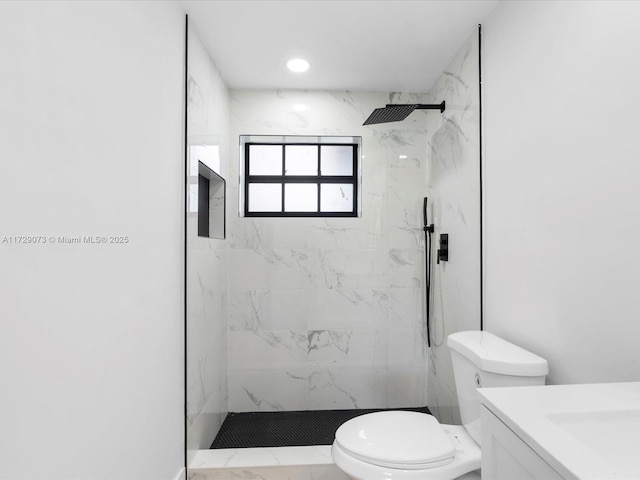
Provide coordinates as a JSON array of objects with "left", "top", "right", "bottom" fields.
[{"left": 186, "top": 18, "right": 483, "bottom": 477}]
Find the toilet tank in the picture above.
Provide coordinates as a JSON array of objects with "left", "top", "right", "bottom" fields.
[{"left": 447, "top": 331, "right": 548, "bottom": 445}]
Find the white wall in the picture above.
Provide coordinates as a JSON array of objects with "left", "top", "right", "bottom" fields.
[
  {"left": 0, "top": 2, "right": 185, "bottom": 479},
  {"left": 186, "top": 21, "right": 230, "bottom": 458},
  {"left": 484, "top": 1, "right": 640, "bottom": 384}
]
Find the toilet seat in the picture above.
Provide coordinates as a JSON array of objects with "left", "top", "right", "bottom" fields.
[
  {"left": 334, "top": 411, "right": 455, "bottom": 469},
  {"left": 332, "top": 413, "right": 482, "bottom": 480}
]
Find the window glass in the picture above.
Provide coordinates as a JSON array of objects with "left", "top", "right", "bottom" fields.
[
  {"left": 285, "top": 145, "right": 318, "bottom": 175},
  {"left": 321, "top": 145, "right": 353, "bottom": 176},
  {"left": 249, "top": 145, "right": 282, "bottom": 175},
  {"left": 285, "top": 184, "right": 317, "bottom": 212},
  {"left": 320, "top": 184, "right": 353, "bottom": 212},
  {"left": 248, "top": 183, "right": 281, "bottom": 212}
]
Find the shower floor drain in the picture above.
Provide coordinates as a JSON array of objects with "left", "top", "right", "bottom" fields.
[{"left": 210, "top": 406, "right": 432, "bottom": 449}]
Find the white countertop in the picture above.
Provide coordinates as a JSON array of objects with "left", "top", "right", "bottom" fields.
[{"left": 478, "top": 382, "right": 640, "bottom": 480}]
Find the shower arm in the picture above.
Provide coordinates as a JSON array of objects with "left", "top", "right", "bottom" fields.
[{"left": 385, "top": 101, "right": 446, "bottom": 113}]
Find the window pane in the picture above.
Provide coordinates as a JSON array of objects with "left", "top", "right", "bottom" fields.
[
  {"left": 248, "top": 183, "right": 282, "bottom": 212},
  {"left": 321, "top": 184, "right": 353, "bottom": 212},
  {"left": 285, "top": 145, "right": 318, "bottom": 175},
  {"left": 249, "top": 145, "right": 282, "bottom": 175},
  {"left": 321, "top": 146, "right": 353, "bottom": 176},
  {"left": 285, "top": 184, "right": 318, "bottom": 212}
]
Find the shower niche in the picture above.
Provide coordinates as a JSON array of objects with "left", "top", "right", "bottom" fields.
[
  {"left": 189, "top": 144, "right": 225, "bottom": 239},
  {"left": 197, "top": 161, "right": 225, "bottom": 239}
]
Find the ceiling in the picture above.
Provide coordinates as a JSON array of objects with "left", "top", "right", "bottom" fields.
[{"left": 180, "top": 0, "right": 500, "bottom": 93}]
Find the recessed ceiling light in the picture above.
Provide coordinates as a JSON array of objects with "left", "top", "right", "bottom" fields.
[
  {"left": 399, "top": 154, "right": 408, "bottom": 159},
  {"left": 293, "top": 104, "right": 309, "bottom": 112},
  {"left": 287, "top": 58, "right": 310, "bottom": 73}
]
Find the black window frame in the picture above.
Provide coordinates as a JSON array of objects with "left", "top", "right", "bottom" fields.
[{"left": 244, "top": 141, "right": 359, "bottom": 217}]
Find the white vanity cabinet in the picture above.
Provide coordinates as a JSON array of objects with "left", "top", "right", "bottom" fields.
[
  {"left": 478, "top": 383, "right": 640, "bottom": 480},
  {"left": 481, "top": 405, "right": 564, "bottom": 480}
]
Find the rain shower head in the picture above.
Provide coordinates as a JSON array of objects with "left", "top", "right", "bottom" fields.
[{"left": 363, "top": 101, "right": 446, "bottom": 125}]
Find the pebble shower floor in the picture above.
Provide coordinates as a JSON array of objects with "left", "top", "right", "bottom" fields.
[{"left": 210, "top": 406, "right": 432, "bottom": 448}]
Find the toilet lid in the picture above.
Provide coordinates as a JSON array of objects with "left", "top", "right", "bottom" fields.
[{"left": 334, "top": 411, "right": 455, "bottom": 469}]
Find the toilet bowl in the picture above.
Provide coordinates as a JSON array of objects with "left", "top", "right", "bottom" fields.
[
  {"left": 331, "top": 331, "right": 549, "bottom": 480},
  {"left": 332, "top": 411, "right": 481, "bottom": 479}
]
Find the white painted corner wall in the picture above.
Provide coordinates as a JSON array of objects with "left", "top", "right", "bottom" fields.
[
  {"left": 0, "top": 1, "right": 185, "bottom": 479},
  {"left": 483, "top": 0, "right": 640, "bottom": 384}
]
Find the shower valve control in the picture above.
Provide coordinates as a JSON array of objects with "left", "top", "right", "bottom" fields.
[{"left": 437, "top": 234, "right": 449, "bottom": 264}]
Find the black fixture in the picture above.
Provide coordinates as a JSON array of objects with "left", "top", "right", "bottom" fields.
[
  {"left": 363, "top": 101, "right": 446, "bottom": 125},
  {"left": 437, "top": 234, "right": 449, "bottom": 264},
  {"left": 423, "top": 197, "right": 434, "bottom": 348}
]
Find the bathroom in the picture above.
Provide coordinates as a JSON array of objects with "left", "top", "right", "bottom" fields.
[{"left": 1, "top": 1, "right": 640, "bottom": 480}]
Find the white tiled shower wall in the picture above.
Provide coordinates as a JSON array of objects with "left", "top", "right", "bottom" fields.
[
  {"left": 186, "top": 23, "right": 230, "bottom": 457},
  {"left": 227, "top": 90, "right": 432, "bottom": 411},
  {"left": 425, "top": 31, "right": 482, "bottom": 423}
]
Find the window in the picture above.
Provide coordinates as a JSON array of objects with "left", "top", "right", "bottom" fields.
[{"left": 240, "top": 136, "right": 361, "bottom": 217}]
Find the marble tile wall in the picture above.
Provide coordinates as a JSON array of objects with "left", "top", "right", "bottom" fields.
[
  {"left": 188, "top": 446, "right": 349, "bottom": 480},
  {"left": 424, "top": 29, "right": 482, "bottom": 424},
  {"left": 186, "top": 22, "right": 230, "bottom": 458},
  {"left": 227, "top": 90, "right": 432, "bottom": 411},
  {"left": 189, "top": 465, "right": 347, "bottom": 480}
]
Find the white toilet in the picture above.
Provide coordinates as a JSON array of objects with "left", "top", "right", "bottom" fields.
[{"left": 331, "top": 331, "right": 549, "bottom": 480}]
